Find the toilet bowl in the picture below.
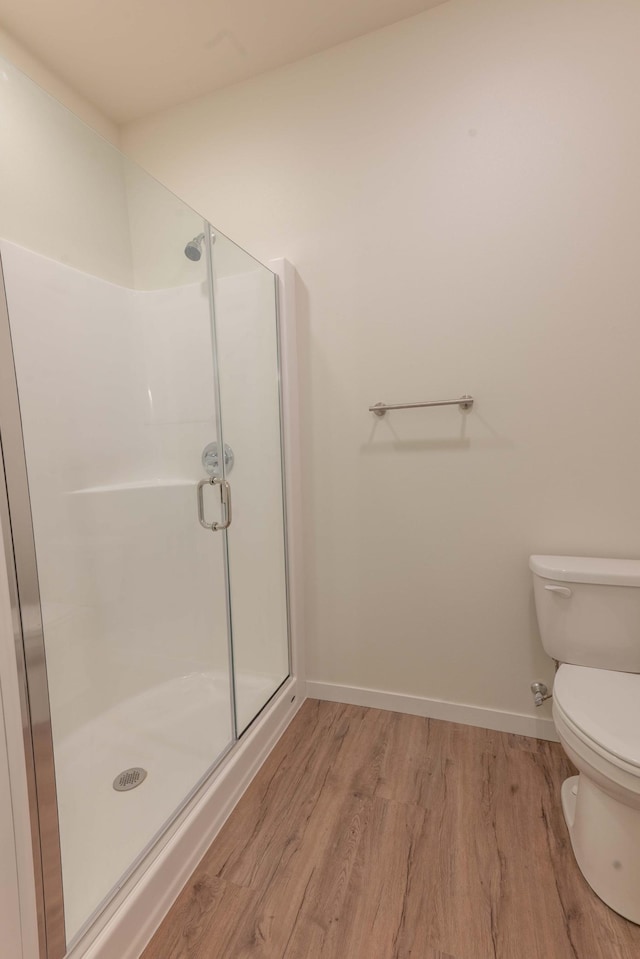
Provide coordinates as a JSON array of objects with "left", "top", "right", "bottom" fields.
[
  {"left": 530, "top": 555, "right": 640, "bottom": 924},
  {"left": 552, "top": 664, "right": 640, "bottom": 923}
]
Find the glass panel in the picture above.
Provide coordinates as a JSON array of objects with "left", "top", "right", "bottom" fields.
[
  {"left": 0, "top": 59, "right": 233, "bottom": 944},
  {"left": 211, "top": 231, "right": 290, "bottom": 734}
]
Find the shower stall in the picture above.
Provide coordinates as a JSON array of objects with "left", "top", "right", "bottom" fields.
[{"left": 0, "top": 59, "right": 298, "bottom": 958}]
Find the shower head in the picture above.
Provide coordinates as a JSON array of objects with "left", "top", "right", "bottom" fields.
[
  {"left": 184, "top": 231, "right": 216, "bottom": 261},
  {"left": 184, "top": 233, "right": 205, "bottom": 261}
]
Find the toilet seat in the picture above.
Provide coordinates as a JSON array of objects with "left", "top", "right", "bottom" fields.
[
  {"left": 553, "top": 665, "right": 640, "bottom": 809},
  {"left": 554, "top": 664, "right": 640, "bottom": 771},
  {"left": 553, "top": 664, "right": 640, "bottom": 805}
]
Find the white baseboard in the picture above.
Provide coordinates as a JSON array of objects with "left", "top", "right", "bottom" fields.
[
  {"left": 70, "top": 677, "right": 303, "bottom": 959},
  {"left": 306, "top": 680, "right": 558, "bottom": 742}
]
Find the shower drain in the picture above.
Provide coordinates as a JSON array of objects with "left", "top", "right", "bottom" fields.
[{"left": 113, "top": 767, "right": 148, "bottom": 792}]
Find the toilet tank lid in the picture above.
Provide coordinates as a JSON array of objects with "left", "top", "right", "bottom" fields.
[{"left": 529, "top": 555, "right": 640, "bottom": 587}]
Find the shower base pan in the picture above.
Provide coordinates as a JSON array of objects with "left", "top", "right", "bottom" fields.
[{"left": 55, "top": 669, "right": 279, "bottom": 941}]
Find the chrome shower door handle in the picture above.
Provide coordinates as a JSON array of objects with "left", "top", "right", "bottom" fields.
[
  {"left": 197, "top": 477, "right": 214, "bottom": 529},
  {"left": 197, "top": 477, "right": 232, "bottom": 531},
  {"left": 218, "top": 478, "right": 232, "bottom": 530}
]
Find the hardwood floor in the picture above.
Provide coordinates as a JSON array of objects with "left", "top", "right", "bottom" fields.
[{"left": 141, "top": 700, "right": 640, "bottom": 959}]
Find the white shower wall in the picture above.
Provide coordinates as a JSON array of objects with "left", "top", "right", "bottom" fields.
[
  {"left": 2, "top": 240, "right": 227, "bottom": 742},
  {"left": 2, "top": 237, "right": 288, "bottom": 745},
  {"left": 120, "top": 163, "right": 290, "bottom": 729},
  {"left": 1, "top": 227, "right": 289, "bottom": 940}
]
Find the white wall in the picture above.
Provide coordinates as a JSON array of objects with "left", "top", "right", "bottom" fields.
[
  {"left": 0, "top": 57, "right": 131, "bottom": 285},
  {"left": 0, "top": 25, "right": 118, "bottom": 142},
  {"left": 122, "top": 0, "right": 640, "bottom": 723}
]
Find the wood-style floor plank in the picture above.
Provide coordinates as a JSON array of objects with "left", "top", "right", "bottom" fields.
[
  {"left": 200, "top": 699, "right": 351, "bottom": 890},
  {"left": 142, "top": 876, "right": 257, "bottom": 959},
  {"left": 388, "top": 722, "right": 505, "bottom": 959},
  {"left": 220, "top": 704, "right": 389, "bottom": 959},
  {"left": 141, "top": 700, "right": 640, "bottom": 959},
  {"left": 326, "top": 796, "right": 426, "bottom": 959}
]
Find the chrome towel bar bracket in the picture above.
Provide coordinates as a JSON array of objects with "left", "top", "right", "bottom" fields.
[{"left": 369, "top": 395, "right": 474, "bottom": 417}]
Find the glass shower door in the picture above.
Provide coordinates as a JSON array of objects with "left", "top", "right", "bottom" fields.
[
  {"left": 211, "top": 232, "right": 290, "bottom": 734},
  {"left": 0, "top": 58, "right": 235, "bottom": 949}
]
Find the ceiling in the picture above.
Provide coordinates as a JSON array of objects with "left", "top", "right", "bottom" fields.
[{"left": 0, "top": 0, "right": 447, "bottom": 123}]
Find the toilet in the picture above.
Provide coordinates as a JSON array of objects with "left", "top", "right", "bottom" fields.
[{"left": 530, "top": 555, "right": 640, "bottom": 924}]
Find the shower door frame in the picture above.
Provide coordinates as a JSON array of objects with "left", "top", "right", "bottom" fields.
[{"left": 0, "top": 253, "right": 66, "bottom": 959}]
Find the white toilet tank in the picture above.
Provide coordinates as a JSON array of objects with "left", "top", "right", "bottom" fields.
[{"left": 530, "top": 555, "right": 640, "bottom": 672}]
